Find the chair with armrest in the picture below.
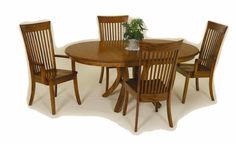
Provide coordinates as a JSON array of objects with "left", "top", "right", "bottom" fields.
[
  {"left": 177, "top": 21, "right": 228, "bottom": 104},
  {"left": 123, "top": 40, "right": 182, "bottom": 132},
  {"left": 97, "top": 15, "right": 128, "bottom": 90},
  {"left": 20, "top": 21, "right": 81, "bottom": 115}
]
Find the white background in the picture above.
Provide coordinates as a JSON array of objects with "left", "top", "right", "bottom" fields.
[{"left": 1, "top": 0, "right": 236, "bottom": 143}]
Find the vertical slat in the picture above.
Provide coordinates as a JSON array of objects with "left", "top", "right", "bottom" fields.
[
  {"left": 100, "top": 23, "right": 103, "bottom": 41},
  {"left": 100, "top": 23, "right": 104, "bottom": 41},
  {"left": 201, "top": 29, "right": 209, "bottom": 65},
  {"left": 151, "top": 52, "right": 158, "bottom": 93},
  {"left": 112, "top": 23, "right": 115, "bottom": 40},
  {"left": 168, "top": 50, "right": 178, "bottom": 90},
  {"left": 26, "top": 32, "right": 37, "bottom": 72},
  {"left": 104, "top": 23, "right": 108, "bottom": 40},
  {"left": 168, "top": 51, "right": 175, "bottom": 88},
  {"left": 107, "top": 23, "right": 110, "bottom": 40},
  {"left": 105, "top": 23, "right": 107, "bottom": 40},
  {"left": 165, "top": 51, "right": 174, "bottom": 90},
  {"left": 153, "top": 64, "right": 159, "bottom": 93},
  {"left": 148, "top": 52, "right": 153, "bottom": 93},
  {"left": 34, "top": 31, "right": 44, "bottom": 71},
  {"left": 141, "top": 51, "right": 147, "bottom": 93},
  {"left": 108, "top": 23, "right": 112, "bottom": 40},
  {"left": 35, "top": 31, "right": 45, "bottom": 70},
  {"left": 205, "top": 30, "right": 217, "bottom": 67},
  {"left": 102, "top": 23, "right": 105, "bottom": 40},
  {"left": 32, "top": 32, "right": 41, "bottom": 72},
  {"left": 46, "top": 29, "right": 55, "bottom": 70},
  {"left": 117, "top": 23, "right": 119, "bottom": 40},
  {"left": 202, "top": 30, "right": 211, "bottom": 66},
  {"left": 203, "top": 30, "right": 213, "bottom": 61},
  {"left": 147, "top": 51, "right": 152, "bottom": 93},
  {"left": 44, "top": 30, "right": 52, "bottom": 69},
  {"left": 121, "top": 23, "right": 123, "bottom": 40},
  {"left": 46, "top": 29, "right": 53, "bottom": 69},
  {"left": 162, "top": 52, "right": 168, "bottom": 92},
  {"left": 205, "top": 30, "right": 215, "bottom": 63},
  {"left": 200, "top": 29, "right": 211, "bottom": 62},
  {"left": 118, "top": 23, "right": 121, "bottom": 40},
  {"left": 103, "top": 23, "right": 106, "bottom": 40},
  {"left": 161, "top": 51, "right": 168, "bottom": 93},
  {"left": 114, "top": 23, "right": 116, "bottom": 40},
  {"left": 40, "top": 30, "right": 49, "bottom": 70},
  {"left": 108, "top": 23, "right": 111, "bottom": 40},
  {"left": 155, "top": 52, "right": 162, "bottom": 93},
  {"left": 144, "top": 51, "right": 149, "bottom": 94},
  {"left": 158, "top": 52, "right": 164, "bottom": 93},
  {"left": 28, "top": 32, "right": 36, "bottom": 72},
  {"left": 162, "top": 52, "right": 169, "bottom": 92}
]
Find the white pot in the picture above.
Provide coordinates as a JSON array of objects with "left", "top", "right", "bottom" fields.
[{"left": 128, "top": 39, "right": 139, "bottom": 50}]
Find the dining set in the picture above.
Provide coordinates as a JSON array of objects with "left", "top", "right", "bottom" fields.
[{"left": 20, "top": 15, "right": 227, "bottom": 132}]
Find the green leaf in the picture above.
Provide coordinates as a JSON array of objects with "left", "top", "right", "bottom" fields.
[{"left": 122, "top": 18, "right": 146, "bottom": 40}]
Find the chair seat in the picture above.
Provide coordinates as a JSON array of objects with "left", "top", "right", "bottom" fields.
[
  {"left": 177, "top": 63, "right": 210, "bottom": 77},
  {"left": 34, "top": 69, "right": 77, "bottom": 84}
]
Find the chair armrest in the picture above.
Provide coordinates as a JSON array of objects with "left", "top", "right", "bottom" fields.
[
  {"left": 32, "top": 62, "right": 47, "bottom": 82},
  {"left": 55, "top": 54, "right": 76, "bottom": 72},
  {"left": 54, "top": 54, "right": 69, "bottom": 59}
]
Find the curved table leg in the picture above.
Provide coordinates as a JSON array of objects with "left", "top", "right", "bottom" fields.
[
  {"left": 114, "top": 67, "right": 129, "bottom": 112},
  {"left": 103, "top": 68, "right": 121, "bottom": 97}
]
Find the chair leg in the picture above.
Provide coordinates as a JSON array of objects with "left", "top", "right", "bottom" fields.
[
  {"left": 155, "top": 102, "right": 159, "bottom": 112},
  {"left": 195, "top": 78, "right": 199, "bottom": 91},
  {"left": 134, "top": 100, "right": 140, "bottom": 132},
  {"left": 167, "top": 94, "right": 173, "bottom": 128},
  {"left": 73, "top": 76, "right": 81, "bottom": 105},
  {"left": 99, "top": 67, "right": 104, "bottom": 83},
  {"left": 106, "top": 67, "right": 109, "bottom": 90},
  {"left": 49, "top": 82, "right": 56, "bottom": 115},
  {"left": 209, "top": 76, "right": 215, "bottom": 101},
  {"left": 54, "top": 85, "right": 57, "bottom": 97},
  {"left": 182, "top": 76, "right": 190, "bottom": 104},
  {"left": 123, "top": 90, "right": 129, "bottom": 116},
  {"left": 29, "top": 80, "right": 36, "bottom": 106}
]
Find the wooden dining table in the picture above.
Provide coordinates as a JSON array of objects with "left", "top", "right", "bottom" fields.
[{"left": 65, "top": 39, "right": 199, "bottom": 112}]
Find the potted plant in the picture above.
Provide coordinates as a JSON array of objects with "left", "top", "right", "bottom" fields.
[{"left": 123, "top": 18, "right": 146, "bottom": 50}]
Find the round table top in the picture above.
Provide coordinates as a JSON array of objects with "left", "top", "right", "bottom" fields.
[{"left": 65, "top": 39, "right": 199, "bottom": 67}]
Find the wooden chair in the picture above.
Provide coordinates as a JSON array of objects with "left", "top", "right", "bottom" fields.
[
  {"left": 97, "top": 15, "right": 128, "bottom": 90},
  {"left": 123, "top": 40, "right": 183, "bottom": 132},
  {"left": 20, "top": 21, "right": 81, "bottom": 115},
  {"left": 177, "top": 21, "right": 228, "bottom": 104}
]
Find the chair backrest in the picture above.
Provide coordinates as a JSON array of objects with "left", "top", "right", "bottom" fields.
[
  {"left": 198, "top": 21, "right": 228, "bottom": 71},
  {"left": 20, "top": 21, "right": 56, "bottom": 74},
  {"left": 98, "top": 15, "right": 128, "bottom": 41},
  {"left": 138, "top": 41, "right": 182, "bottom": 97}
]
